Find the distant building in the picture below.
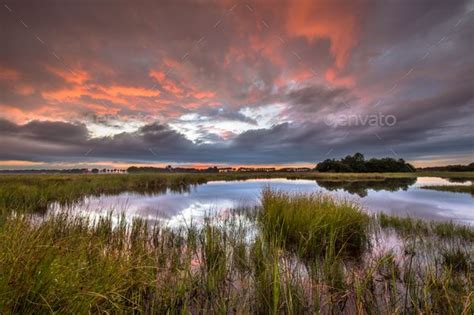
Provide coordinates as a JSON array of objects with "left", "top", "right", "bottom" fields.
[
  {"left": 279, "top": 167, "right": 312, "bottom": 172},
  {"left": 237, "top": 167, "right": 276, "bottom": 172},
  {"left": 218, "top": 167, "right": 235, "bottom": 173},
  {"left": 258, "top": 168, "right": 276, "bottom": 172}
]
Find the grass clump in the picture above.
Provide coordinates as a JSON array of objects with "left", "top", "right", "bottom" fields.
[
  {"left": 379, "top": 213, "right": 430, "bottom": 235},
  {"left": 432, "top": 221, "right": 474, "bottom": 241},
  {"left": 259, "top": 188, "right": 370, "bottom": 259},
  {"left": 442, "top": 248, "right": 471, "bottom": 273}
]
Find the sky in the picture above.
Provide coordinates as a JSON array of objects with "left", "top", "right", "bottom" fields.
[{"left": 0, "top": 0, "right": 473, "bottom": 169}]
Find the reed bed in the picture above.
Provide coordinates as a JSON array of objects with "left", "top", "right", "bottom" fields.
[{"left": 0, "top": 188, "right": 473, "bottom": 313}]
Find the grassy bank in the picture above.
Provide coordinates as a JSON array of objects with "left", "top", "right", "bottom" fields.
[
  {"left": 0, "top": 190, "right": 472, "bottom": 313},
  {"left": 420, "top": 184, "right": 474, "bottom": 196},
  {"left": 1, "top": 172, "right": 473, "bottom": 214}
]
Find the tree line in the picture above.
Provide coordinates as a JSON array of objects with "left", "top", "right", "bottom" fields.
[{"left": 315, "top": 153, "right": 416, "bottom": 173}]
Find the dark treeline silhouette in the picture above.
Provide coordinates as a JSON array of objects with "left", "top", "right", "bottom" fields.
[
  {"left": 316, "top": 177, "right": 417, "bottom": 197},
  {"left": 315, "top": 153, "right": 415, "bottom": 173},
  {"left": 418, "top": 163, "right": 474, "bottom": 172}
]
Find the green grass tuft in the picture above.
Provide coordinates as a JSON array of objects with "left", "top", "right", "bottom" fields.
[
  {"left": 259, "top": 188, "right": 370, "bottom": 259},
  {"left": 442, "top": 248, "right": 471, "bottom": 273}
]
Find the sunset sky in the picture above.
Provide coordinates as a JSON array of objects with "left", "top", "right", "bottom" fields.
[{"left": 0, "top": 0, "right": 473, "bottom": 169}]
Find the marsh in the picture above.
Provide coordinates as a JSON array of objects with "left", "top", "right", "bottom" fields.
[{"left": 48, "top": 177, "right": 473, "bottom": 226}]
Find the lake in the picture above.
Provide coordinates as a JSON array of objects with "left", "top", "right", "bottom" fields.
[{"left": 49, "top": 177, "right": 473, "bottom": 226}]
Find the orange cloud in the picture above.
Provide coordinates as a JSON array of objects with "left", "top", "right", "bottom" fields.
[
  {"left": 275, "top": 67, "right": 318, "bottom": 87},
  {"left": 46, "top": 65, "right": 90, "bottom": 85},
  {"left": 150, "top": 68, "right": 216, "bottom": 103},
  {"left": 42, "top": 86, "right": 89, "bottom": 102},
  {"left": 191, "top": 91, "right": 216, "bottom": 99},
  {"left": 149, "top": 70, "right": 184, "bottom": 96},
  {"left": 163, "top": 57, "right": 181, "bottom": 69},
  {"left": 0, "top": 104, "right": 29, "bottom": 123},
  {"left": 0, "top": 66, "right": 35, "bottom": 95},
  {"left": 325, "top": 68, "right": 355, "bottom": 87},
  {"left": 105, "top": 86, "right": 160, "bottom": 97},
  {"left": 0, "top": 103, "right": 74, "bottom": 123},
  {"left": 84, "top": 103, "right": 121, "bottom": 116},
  {"left": 0, "top": 160, "right": 47, "bottom": 167},
  {"left": 15, "top": 84, "right": 35, "bottom": 95},
  {"left": 45, "top": 66, "right": 160, "bottom": 107},
  {"left": 286, "top": 0, "right": 366, "bottom": 69},
  {"left": 224, "top": 46, "right": 246, "bottom": 67},
  {"left": 0, "top": 66, "right": 21, "bottom": 81},
  {"left": 42, "top": 84, "right": 160, "bottom": 106},
  {"left": 150, "top": 70, "right": 166, "bottom": 82},
  {"left": 249, "top": 35, "right": 285, "bottom": 67},
  {"left": 208, "top": 101, "right": 221, "bottom": 107},
  {"left": 183, "top": 102, "right": 200, "bottom": 109}
]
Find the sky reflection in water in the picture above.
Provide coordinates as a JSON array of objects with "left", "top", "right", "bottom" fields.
[{"left": 50, "top": 177, "right": 473, "bottom": 226}]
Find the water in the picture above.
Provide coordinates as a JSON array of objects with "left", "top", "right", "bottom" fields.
[{"left": 49, "top": 177, "right": 473, "bottom": 226}]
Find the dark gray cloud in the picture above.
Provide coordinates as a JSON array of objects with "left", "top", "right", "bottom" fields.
[{"left": 1, "top": 110, "right": 472, "bottom": 165}]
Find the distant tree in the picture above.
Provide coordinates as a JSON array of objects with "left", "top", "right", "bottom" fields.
[
  {"left": 315, "top": 153, "right": 415, "bottom": 173},
  {"left": 341, "top": 152, "right": 366, "bottom": 172},
  {"left": 91, "top": 168, "right": 99, "bottom": 174},
  {"left": 205, "top": 166, "right": 219, "bottom": 173}
]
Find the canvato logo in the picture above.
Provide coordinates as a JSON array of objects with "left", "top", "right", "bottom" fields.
[{"left": 324, "top": 112, "right": 397, "bottom": 127}]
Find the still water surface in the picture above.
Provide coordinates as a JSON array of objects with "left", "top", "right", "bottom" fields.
[{"left": 49, "top": 177, "right": 473, "bottom": 226}]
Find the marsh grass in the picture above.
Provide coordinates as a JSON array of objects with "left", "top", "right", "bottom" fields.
[
  {"left": 0, "top": 186, "right": 473, "bottom": 313},
  {"left": 259, "top": 188, "right": 370, "bottom": 259},
  {"left": 442, "top": 248, "right": 471, "bottom": 273},
  {"left": 0, "top": 174, "right": 204, "bottom": 214}
]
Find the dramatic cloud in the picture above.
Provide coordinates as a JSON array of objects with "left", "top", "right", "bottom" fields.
[{"left": 0, "top": 0, "right": 473, "bottom": 168}]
